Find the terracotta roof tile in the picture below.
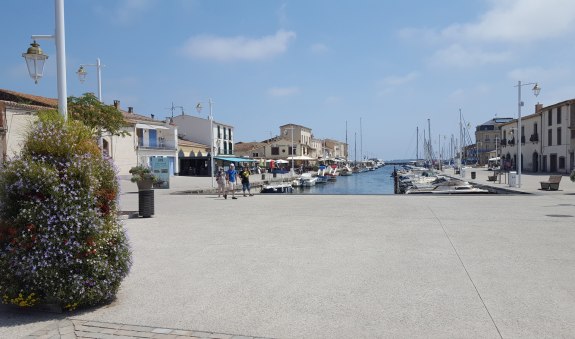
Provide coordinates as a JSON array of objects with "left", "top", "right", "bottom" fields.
[{"left": 0, "top": 89, "right": 58, "bottom": 107}]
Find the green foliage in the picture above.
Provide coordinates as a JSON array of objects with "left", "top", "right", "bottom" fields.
[
  {"left": 129, "top": 165, "right": 159, "bottom": 183},
  {"left": 68, "top": 93, "right": 130, "bottom": 137},
  {"left": 0, "top": 113, "right": 131, "bottom": 310},
  {"left": 570, "top": 169, "right": 575, "bottom": 182}
]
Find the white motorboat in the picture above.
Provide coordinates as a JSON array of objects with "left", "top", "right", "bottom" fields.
[
  {"left": 260, "top": 183, "right": 294, "bottom": 194},
  {"left": 300, "top": 173, "right": 317, "bottom": 186}
]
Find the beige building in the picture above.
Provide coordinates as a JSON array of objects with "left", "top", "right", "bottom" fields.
[
  {"left": 499, "top": 100, "right": 575, "bottom": 173},
  {"left": 475, "top": 117, "right": 513, "bottom": 165}
]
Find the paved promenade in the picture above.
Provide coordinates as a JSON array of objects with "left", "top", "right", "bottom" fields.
[{"left": 2, "top": 169, "right": 575, "bottom": 338}]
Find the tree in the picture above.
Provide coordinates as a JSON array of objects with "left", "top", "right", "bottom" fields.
[{"left": 67, "top": 93, "right": 130, "bottom": 138}]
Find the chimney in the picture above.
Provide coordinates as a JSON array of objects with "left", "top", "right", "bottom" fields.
[
  {"left": 151, "top": 114, "right": 155, "bottom": 120},
  {"left": 535, "top": 103, "right": 543, "bottom": 112},
  {"left": 113, "top": 100, "right": 120, "bottom": 109},
  {"left": 128, "top": 107, "right": 133, "bottom": 113}
]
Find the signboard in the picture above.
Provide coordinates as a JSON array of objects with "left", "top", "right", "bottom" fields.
[{"left": 150, "top": 157, "right": 170, "bottom": 189}]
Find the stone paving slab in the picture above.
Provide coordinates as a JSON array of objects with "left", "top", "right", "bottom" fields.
[
  {"left": 21, "top": 319, "right": 267, "bottom": 339},
  {"left": 3, "top": 170, "right": 575, "bottom": 338}
]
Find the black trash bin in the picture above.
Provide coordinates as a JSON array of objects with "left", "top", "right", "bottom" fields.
[
  {"left": 138, "top": 189, "right": 154, "bottom": 218},
  {"left": 471, "top": 171, "right": 476, "bottom": 179}
]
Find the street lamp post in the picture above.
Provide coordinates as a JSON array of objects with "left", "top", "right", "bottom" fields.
[
  {"left": 284, "top": 126, "right": 295, "bottom": 175},
  {"left": 77, "top": 58, "right": 104, "bottom": 102},
  {"left": 22, "top": 0, "right": 68, "bottom": 119},
  {"left": 515, "top": 81, "right": 541, "bottom": 188},
  {"left": 196, "top": 99, "right": 215, "bottom": 188}
]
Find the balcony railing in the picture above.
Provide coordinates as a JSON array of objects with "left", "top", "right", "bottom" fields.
[{"left": 529, "top": 134, "right": 539, "bottom": 142}]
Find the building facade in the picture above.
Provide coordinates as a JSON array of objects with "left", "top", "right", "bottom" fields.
[
  {"left": 475, "top": 117, "right": 513, "bottom": 165},
  {"left": 499, "top": 100, "right": 574, "bottom": 174}
]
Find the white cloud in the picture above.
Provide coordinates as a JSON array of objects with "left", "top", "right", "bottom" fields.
[
  {"left": 381, "top": 71, "right": 419, "bottom": 86},
  {"left": 441, "top": 0, "right": 575, "bottom": 44},
  {"left": 267, "top": 86, "right": 300, "bottom": 97},
  {"left": 324, "top": 96, "right": 341, "bottom": 105},
  {"left": 111, "top": 0, "right": 157, "bottom": 24},
  {"left": 431, "top": 44, "right": 511, "bottom": 67},
  {"left": 507, "top": 66, "right": 572, "bottom": 83},
  {"left": 181, "top": 30, "right": 296, "bottom": 61},
  {"left": 310, "top": 43, "right": 329, "bottom": 54},
  {"left": 401, "top": 0, "right": 575, "bottom": 68}
]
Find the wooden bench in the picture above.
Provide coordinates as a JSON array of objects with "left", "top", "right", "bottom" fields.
[
  {"left": 487, "top": 175, "right": 497, "bottom": 181},
  {"left": 540, "top": 175, "right": 562, "bottom": 190}
]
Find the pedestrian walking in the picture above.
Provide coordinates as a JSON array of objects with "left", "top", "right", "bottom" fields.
[
  {"left": 216, "top": 167, "right": 227, "bottom": 199},
  {"left": 226, "top": 163, "right": 238, "bottom": 199},
  {"left": 240, "top": 166, "right": 253, "bottom": 197}
]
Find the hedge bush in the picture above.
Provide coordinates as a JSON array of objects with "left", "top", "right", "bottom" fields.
[{"left": 0, "top": 111, "right": 131, "bottom": 310}]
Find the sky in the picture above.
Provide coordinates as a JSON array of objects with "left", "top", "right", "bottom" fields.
[{"left": 3, "top": 0, "right": 575, "bottom": 161}]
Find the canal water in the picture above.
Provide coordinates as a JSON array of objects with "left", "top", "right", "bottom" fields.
[{"left": 293, "top": 165, "right": 396, "bottom": 195}]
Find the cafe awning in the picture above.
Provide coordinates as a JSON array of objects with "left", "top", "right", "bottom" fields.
[
  {"left": 214, "top": 156, "right": 258, "bottom": 163},
  {"left": 135, "top": 123, "right": 169, "bottom": 130}
]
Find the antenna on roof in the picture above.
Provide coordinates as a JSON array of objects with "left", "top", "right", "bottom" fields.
[{"left": 166, "top": 102, "right": 184, "bottom": 118}]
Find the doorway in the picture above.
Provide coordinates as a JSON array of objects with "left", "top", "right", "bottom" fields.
[
  {"left": 550, "top": 154, "right": 557, "bottom": 172},
  {"left": 532, "top": 152, "right": 538, "bottom": 172}
]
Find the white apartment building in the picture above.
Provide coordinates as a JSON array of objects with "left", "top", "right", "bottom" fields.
[
  {"left": 499, "top": 100, "right": 575, "bottom": 174},
  {"left": 0, "top": 89, "right": 178, "bottom": 176},
  {"left": 171, "top": 114, "right": 235, "bottom": 176}
]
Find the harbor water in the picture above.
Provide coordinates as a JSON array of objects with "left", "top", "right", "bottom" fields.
[{"left": 293, "top": 165, "right": 395, "bottom": 195}]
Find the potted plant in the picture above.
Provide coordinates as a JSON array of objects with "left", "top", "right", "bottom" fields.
[{"left": 129, "top": 165, "right": 158, "bottom": 190}]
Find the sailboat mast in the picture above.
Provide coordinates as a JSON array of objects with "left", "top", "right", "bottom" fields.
[
  {"left": 459, "top": 108, "right": 463, "bottom": 168},
  {"left": 416, "top": 126, "right": 419, "bottom": 160},
  {"left": 345, "top": 121, "right": 348, "bottom": 161},
  {"left": 354, "top": 132, "right": 357, "bottom": 164},
  {"left": 427, "top": 119, "right": 432, "bottom": 166},
  {"left": 360, "top": 117, "right": 363, "bottom": 162}
]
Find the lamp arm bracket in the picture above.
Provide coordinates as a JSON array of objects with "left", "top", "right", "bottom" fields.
[{"left": 31, "top": 34, "right": 55, "bottom": 41}]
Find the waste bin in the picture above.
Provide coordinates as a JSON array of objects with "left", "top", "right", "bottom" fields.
[
  {"left": 138, "top": 189, "right": 154, "bottom": 218},
  {"left": 471, "top": 171, "right": 476, "bottom": 179},
  {"left": 508, "top": 171, "right": 517, "bottom": 187}
]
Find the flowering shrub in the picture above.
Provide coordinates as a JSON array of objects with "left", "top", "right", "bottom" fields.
[{"left": 0, "top": 111, "right": 131, "bottom": 310}]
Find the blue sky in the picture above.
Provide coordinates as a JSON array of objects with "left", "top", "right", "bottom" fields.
[{"left": 3, "top": 0, "right": 575, "bottom": 160}]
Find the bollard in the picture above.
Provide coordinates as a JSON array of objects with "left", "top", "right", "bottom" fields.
[{"left": 138, "top": 190, "right": 154, "bottom": 218}]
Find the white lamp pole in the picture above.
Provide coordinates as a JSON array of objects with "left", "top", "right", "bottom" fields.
[
  {"left": 284, "top": 126, "right": 295, "bottom": 175},
  {"left": 515, "top": 81, "right": 541, "bottom": 188},
  {"left": 22, "top": 0, "right": 68, "bottom": 120},
  {"left": 196, "top": 99, "right": 215, "bottom": 188},
  {"left": 77, "top": 58, "right": 104, "bottom": 102}
]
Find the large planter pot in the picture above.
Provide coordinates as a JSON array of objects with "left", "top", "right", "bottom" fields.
[
  {"left": 136, "top": 178, "right": 154, "bottom": 190},
  {"left": 138, "top": 190, "right": 154, "bottom": 218}
]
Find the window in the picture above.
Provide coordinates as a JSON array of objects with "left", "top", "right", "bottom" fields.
[
  {"left": 228, "top": 128, "right": 232, "bottom": 140},
  {"left": 557, "top": 107, "right": 562, "bottom": 124},
  {"left": 252, "top": 152, "right": 259, "bottom": 157},
  {"left": 289, "top": 146, "right": 295, "bottom": 155},
  {"left": 228, "top": 142, "right": 233, "bottom": 154},
  {"left": 548, "top": 110, "right": 553, "bottom": 126},
  {"left": 548, "top": 129, "right": 553, "bottom": 146},
  {"left": 136, "top": 128, "right": 144, "bottom": 146},
  {"left": 271, "top": 147, "right": 279, "bottom": 155},
  {"left": 217, "top": 126, "right": 221, "bottom": 139},
  {"left": 533, "top": 122, "right": 538, "bottom": 135},
  {"left": 557, "top": 127, "right": 562, "bottom": 145},
  {"left": 559, "top": 156, "right": 565, "bottom": 170}
]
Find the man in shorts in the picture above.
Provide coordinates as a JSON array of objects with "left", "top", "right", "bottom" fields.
[
  {"left": 239, "top": 166, "right": 253, "bottom": 197},
  {"left": 226, "top": 163, "right": 238, "bottom": 199}
]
